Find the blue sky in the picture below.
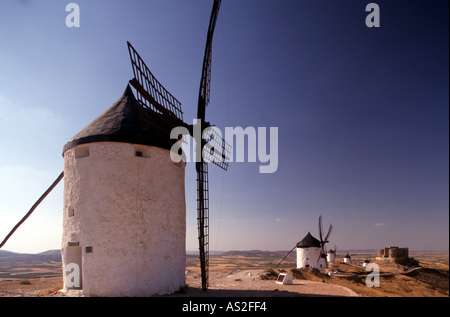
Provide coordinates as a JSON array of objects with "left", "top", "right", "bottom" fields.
[{"left": 0, "top": 0, "right": 448, "bottom": 253}]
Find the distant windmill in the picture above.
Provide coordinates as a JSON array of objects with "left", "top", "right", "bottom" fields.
[
  {"left": 327, "top": 245, "right": 338, "bottom": 264},
  {"left": 276, "top": 215, "right": 333, "bottom": 271},
  {"left": 344, "top": 253, "right": 352, "bottom": 264},
  {"left": 0, "top": 0, "right": 229, "bottom": 295},
  {"left": 317, "top": 215, "right": 333, "bottom": 268}
]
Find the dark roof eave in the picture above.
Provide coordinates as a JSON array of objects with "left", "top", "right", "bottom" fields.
[
  {"left": 62, "top": 84, "right": 177, "bottom": 155},
  {"left": 62, "top": 134, "right": 175, "bottom": 155}
]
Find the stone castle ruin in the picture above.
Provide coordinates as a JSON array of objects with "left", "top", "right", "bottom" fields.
[{"left": 377, "top": 246, "right": 410, "bottom": 264}]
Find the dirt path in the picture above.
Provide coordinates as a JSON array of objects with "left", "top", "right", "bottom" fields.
[
  {"left": 174, "top": 269, "right": 358, "bottom": 297},
  {"left": 1, "top": 270, "right": 357, "bottom": 297}
]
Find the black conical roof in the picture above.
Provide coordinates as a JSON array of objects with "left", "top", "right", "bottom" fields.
[
  {"left": 296, "top": 232, "right": 321, "bottom": 248},
  {"left": 63, "top": 85, "right": 175, "bottom": 154}
]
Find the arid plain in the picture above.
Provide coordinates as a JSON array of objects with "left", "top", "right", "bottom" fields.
[{"left": 0, "top": 250, "right": 448, "bottom": 297}]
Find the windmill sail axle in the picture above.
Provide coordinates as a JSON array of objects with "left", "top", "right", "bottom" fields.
[
  {"left": 275, "top": 245, "right": 296, "bottom": 269},
  {"left": 195, "top": 1, "right": 222, "bottom": 291},
  {"left": 0, "top": 171, "right": 64, "bottom": 249}
]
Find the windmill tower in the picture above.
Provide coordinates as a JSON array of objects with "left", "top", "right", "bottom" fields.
[
  {"left": 296, "top": 232, "right": 322, "bottom": 270},
  {"left": 61, "top": 0, "right": 228, "bottom": 296},
  {"left": 275, "top": 216, "right": 333, "bottom": 272},
  {"left": 61, "top": 85, "right": 187, "bottom": 296},
  {"left": 0, "top": 1, "right": 227, "bottom": 295},
  {"left": 344, "top": 253, "right": 352, "bottom": 264},
  {"left": 327, "top": 245, "right": 337, "bottom": 264}
]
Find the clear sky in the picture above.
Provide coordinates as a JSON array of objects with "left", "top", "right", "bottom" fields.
[{"left": 0, "top": 0, "right": 448, "bottom": 254}]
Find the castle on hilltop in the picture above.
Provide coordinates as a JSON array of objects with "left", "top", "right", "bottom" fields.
[{"left": 377, "top": 246, "right": 409, "bottom": 263}]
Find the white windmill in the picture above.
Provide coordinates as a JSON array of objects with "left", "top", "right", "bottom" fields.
[
  {"left": 1, "top": 0, "right": 229, "bottom": 296},
  {"left": 276, "top": 215, "right": 333, "bottom": 272},
  {"left": 344, "top": 253, "right": 352, "bottom": 264},
  {"left": 327, "top": 245, "right": 338, "bottom": 264},
  {"left": 296, "top": 232, "right": 323, "bottom": 270}
]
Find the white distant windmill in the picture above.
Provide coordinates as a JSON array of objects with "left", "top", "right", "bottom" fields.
[
  {"left": 276, "top": 215, "right": 333, "bottom": 271},
  {"left": 327, "top": 245, "right": 338, "bottom": 264},
  {"left": 316, "top": 215, "right": 333, "bottom": 268}
]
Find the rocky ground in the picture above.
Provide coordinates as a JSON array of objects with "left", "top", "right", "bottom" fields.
[
  {"left": 0, "top": 258, "right": 447, "bottom": 297},
  {"left": 0, "top": 269, "right": 358, "bottom": 297},
  {"left": 171, "top": 269, "right": 358, "bottom": 297}
]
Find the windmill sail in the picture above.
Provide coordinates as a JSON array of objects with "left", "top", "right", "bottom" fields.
[
  {"left": 275, "top": 245, "right": 296, "bottom": 269},
  {"left": 196, "top": 161, "right": 210, "bottom": 289},
  {"left": 202, "top": 128, "right": 231, "bottom": 171},
  {"left": 126, "top": 0, "right": 226, "bottom": 292},
  {"left": 127, "top": 41, "right": 185, "bottom": 133},
  {"left": 198, "top": 0, "right": 221, "bottom": 110},
  {"left": 196, "top": 0, "right": 222, "bottom": 290},
  {"left": 317, "top": 215, "right": 333, "bottom": 268}
]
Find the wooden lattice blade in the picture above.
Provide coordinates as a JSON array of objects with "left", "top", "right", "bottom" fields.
[
  {"left": 127, "top": 42, "right": 185, "bottom": 134},
  {"left": 202, "top": 128, "right": 231, "bottom": 171},
  {"left": 196, "top": 161, "right": 210, "bottom": 290}
]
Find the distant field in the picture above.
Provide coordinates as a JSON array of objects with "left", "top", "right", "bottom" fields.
[
  {"left": 186, "top": 250, "right": 448, "bottom": 297},
  {"left": 187, "top": 250, "right": 449, "bottom": 270},
  {"left": 0, "top": 250, "right": 62, "bottom": 281},
  {"left": 1, "top": 249, "right": 448, "bottom": 297},
  {"left": 409, "top": 251, "right": 449, "bottom": 265},
  {"left": 0, "top": 262, "right": 62, "bottom": 281}
]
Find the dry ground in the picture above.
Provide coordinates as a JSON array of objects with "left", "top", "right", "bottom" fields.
[
  {"left": 0, "top": 252, "right": 448, "bottom": 297},
  {"left": 176, "top": 268, "right": 358, "bottom": 297},
  {"left": 317, "top": 261, "right": 448, "bottom": 297},
  {"left": 0, "top": 276, "right": 62, "bottom": 297}
]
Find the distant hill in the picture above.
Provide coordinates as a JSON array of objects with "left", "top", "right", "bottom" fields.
[
  {"left": 1, "top": 249, "right": 446, "bottom": 264},
  {"left": 0, "top": 250, "right": 17, "bottom": 257},
  {"left": 36, "top": 250, "right": 61, "bottom": 257},
  {"left": 219, "top": 250, "right": 286, "bottom": 258},
  {"left": 0, "top": 249, "right": 61, "bottom": 263}
]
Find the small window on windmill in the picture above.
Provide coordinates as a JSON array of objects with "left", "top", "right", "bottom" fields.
[
  {"left": 75, "top": 145, "right": 90, "bottom": 159},
  {"left": 135, "top": 145, "right": 150, "bottom": 158},
  {"left": 68, "top": 207, "right": 75, "bottom": 217},
  {"left": 85, "top": 246, "right": 93, "bottom": 253}
]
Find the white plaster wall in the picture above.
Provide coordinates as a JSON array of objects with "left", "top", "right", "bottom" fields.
[
  {"left": 62, "top": 142, "right": 186, "bottom": 296},
  {"left": 327, "top": 252, "right": 336, "bottom": 263},
  {"left": 296, "top": 247, "right": 321, "bottom": 270}
]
